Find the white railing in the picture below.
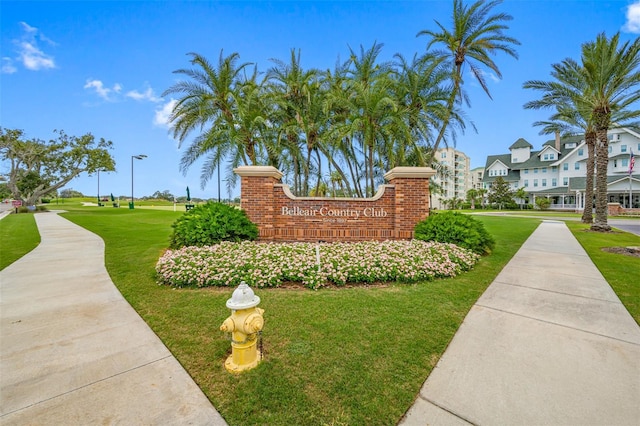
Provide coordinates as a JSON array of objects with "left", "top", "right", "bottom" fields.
[{"left": 549, "top": 204, "right": 577, "bottom": 209}]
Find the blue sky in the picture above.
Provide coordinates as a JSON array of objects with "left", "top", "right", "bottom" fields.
[{"left": 2, "top": 0, "right": 640, "bottom": 200}]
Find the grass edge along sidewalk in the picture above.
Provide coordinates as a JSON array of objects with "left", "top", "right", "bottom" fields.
[{"left": 2, "top": 207, "right": 636, "bottom": 424}]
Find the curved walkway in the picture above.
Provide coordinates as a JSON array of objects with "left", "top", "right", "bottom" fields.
[
  {"left": 400, "top": 220, "right": 640, "bottom": 425},
  {"left": 0, "top": 212, "right": 227, "bottom": 425}
]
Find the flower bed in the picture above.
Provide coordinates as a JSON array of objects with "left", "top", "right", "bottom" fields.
[{"left": 155, "top": 240, "right": 480, "bottom": 289}]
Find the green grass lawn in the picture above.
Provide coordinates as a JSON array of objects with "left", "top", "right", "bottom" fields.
[
  {"left": 0, "top": 213, "right": 40, "bottom": 270},
  {"left": 54, "top": 208, "right": 539, "bottom": 425},
  {"left": 4, "top": 207, "right": 638, "bottom": 424},
  {"left": 566, "top": 221, "right": 640, "bottom": 323}
]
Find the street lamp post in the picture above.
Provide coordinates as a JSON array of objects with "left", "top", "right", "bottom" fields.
[
  {"left": 97, "top": 169, "right": 101, "bottom": 206},
  {"left": 97, "top": 168, "right": 106, "bottom": 206},
  {"left": 130, "top": 154, "right": 147, "bottom": 209}
]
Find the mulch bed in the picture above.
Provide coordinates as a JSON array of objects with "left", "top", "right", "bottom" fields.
[{"left": 601, "top": 246, "right": 640, "bottom": 258}]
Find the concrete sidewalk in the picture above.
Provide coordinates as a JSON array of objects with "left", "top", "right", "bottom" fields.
[
  {"left": 0, "top": 212, "right": 227, "bottom": 425},
  {"left": 401, "top": 220, "right": 640, "bottom": 425}
]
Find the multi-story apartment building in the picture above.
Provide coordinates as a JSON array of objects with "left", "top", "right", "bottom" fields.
[
  {"left": 432, "top": 147, "right": 472, "bottom": 209},
  {"left": 470, "top": 167, "right": 484, "bottom": 190},
  {"left": 482, "top": 127, "right": 640, "bottom": 210}
]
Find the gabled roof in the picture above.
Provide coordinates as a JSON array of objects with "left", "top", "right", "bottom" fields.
[
  {"left": 509, "top": 138, "right": 533, "bottom": 150},
  {"left": 609, "top": 153, "right": 634, "bottom": 160},
  {"left": 486, "top": 158, "right": 510, "bottom": 170},
  {"left": 542, "top": 134, "right": 583, "bottom": 147},
  {"left": 538, "top": 145, "right": 560, "bottom": 155},
  {"left": 483, "top": 172, "right": 520, "bottom": 184},
  {"left": 569, "top": 174, "right": 639, "bottom": 191},
  {"left": 513, "top": 151, "right": 559, "bottom": 170},
  {"left": 528, "top": 186, "right": 573, "bottom": 195},
  {"left": 484, "top": 154, "right": 511, "bottom": 170}
]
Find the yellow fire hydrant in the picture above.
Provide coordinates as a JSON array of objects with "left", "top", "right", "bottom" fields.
[{"left": 220, "top": 282, "right": 264, "bottom": 373}]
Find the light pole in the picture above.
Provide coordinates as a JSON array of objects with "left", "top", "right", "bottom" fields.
[
  {"left": 130, "top": 154, "right": 147, "bottom": 209},
  {"left": 97, "top": 168, "right": 106, "bottom": 206}
]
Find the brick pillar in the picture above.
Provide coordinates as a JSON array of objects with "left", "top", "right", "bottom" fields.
[
  {"left": 384, "top": 167, "right": 436, "bottom": 239},
  {"left": 234, "top": 166, "right": 283, "bottom": 240}
]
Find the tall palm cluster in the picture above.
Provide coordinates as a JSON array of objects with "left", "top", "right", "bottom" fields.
[
  {"left": 163, "top": 0, "right": 519, "bottom": 198},
  {"left": 524, "top": 33, "right": 640, "bottom": 232}
]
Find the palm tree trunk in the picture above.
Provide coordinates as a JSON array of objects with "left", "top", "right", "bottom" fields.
[
  {"left": 368, "top": 143, "right": 375, "bottom": 197},
  {"left": 582, "top": 133, "right": 595, "bottom": 223},
  {"left": 591, "top": 130, "right": 611, "bottom": 231},
  {"left": 427, "top": 71, "right": 460, "bottom": 164}
]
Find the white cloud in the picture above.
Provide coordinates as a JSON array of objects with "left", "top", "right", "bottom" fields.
[
  {"left": 19, "top": 21, "right": 37, "bottom": 35},
  {"left": 84, "top": 79, "right": 122, "bottom": 101},
  {"left": 623, "top": 1, "right": 640, "bottom": 33},
  {"left": 154, "top": 99, "right": 177, "bottom": 127},
  {"left": 2, "top": 58, "right": 17, "bottom": 74},
  {"left": 13, "top": 22, "right": 56, "bottom": 71},
  {"left": 127, "top": 86, "right": 162, "bottom": 102}
]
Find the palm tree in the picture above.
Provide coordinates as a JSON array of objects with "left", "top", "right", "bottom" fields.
[
  {"left": 580, "top": 33, "right": 640, "bottom": 231},
  {"left": 476, "top": 187, "right": 488, "bottom": 209},
  {"left": 418, "top": 0, "right": 519, "bottom": 164},
  {"left": 514, "top": 186, "right": 527, "bottom": 210},
  {"left": 523, "top": 58, "right": 597, "bottom": 223},
  {"left": 342, "top": 42, "right": 405, "bottom": 196},
  {"left": 391, "top": 52, "right": 453, "bottom": 167},
  {"left": 163, "top": 51, "right": 253, "bottom": 188},
  {"left": 267, "top": 49, "right": 319, "bottom": 194},
  {"left": 466, "top": 188, "right": 479, "bottom": 209}
]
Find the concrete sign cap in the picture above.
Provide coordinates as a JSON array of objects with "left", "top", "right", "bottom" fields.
[{"left": 226, "top": 282, "right": 261, "bottom": 310}]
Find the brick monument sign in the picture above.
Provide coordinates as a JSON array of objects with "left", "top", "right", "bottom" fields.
[{"left": 234, "top": 166, "right": 436, "bottom": 242}]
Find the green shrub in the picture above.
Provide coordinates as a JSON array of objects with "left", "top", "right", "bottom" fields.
[
  {"left": 414, "top": 211, "right": 495, "bottom": 255},
  {"left": 169, "top": 202, "right": 258, "bottom": 248},
  {"left": 535, "top": 197, "right": 551, "bottom": 210},
  {"left": 15, "top": 206, "right": 48, "bottom": 213}
]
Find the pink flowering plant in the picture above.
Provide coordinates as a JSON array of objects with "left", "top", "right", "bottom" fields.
[{"left": 155, "top": 240, "right": 480, "bottom": 290}]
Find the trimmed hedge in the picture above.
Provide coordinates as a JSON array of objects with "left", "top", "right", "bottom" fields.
[
  {"left": 169, "top": 202, "right": 258, "bottom": 248},
  {"left": 414, "top": 211, "right": 495, "bottom": 255}
]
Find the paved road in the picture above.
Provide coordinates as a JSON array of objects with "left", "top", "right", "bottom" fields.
[
  {"left": 470, "top": 211, "right": 640, "bottom": 236},
  {"left": 609, "top": 219, "right": 640, "bottom": 236}
]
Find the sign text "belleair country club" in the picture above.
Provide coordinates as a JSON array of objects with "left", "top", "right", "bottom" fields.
[{"left": 281, "top": 206, "right": 388, "bottom": 219}]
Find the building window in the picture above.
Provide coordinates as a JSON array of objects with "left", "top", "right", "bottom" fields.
[
  {"left": 563, "top": 177, "right": 568, "bottom": 186},
  {"left": 441, "top": 152, "right": 447, "bottom": 158},
  {"left": 534, "top": 168, "right": 539, "bottom": 174},
  {"left": 524, "top": 169, "right": 529, "bottom": 174},
  {"left": 608, "top": 146, "right": 613, "bottom": 153},
  {"left": 543, "top": 154, "right": 549, "bottom": 160},
  {"left": 622, "top": 158, "right": 629, "bottom": 167},
  {"left": 621, "top": 145, "right": 627, "bottom": 153},
  {"left": 542, "top": 179, "right": 547, "bottom": 187},
  {"left": 614, "top": 159, "right": 618, "bottom": 167},
  {"left": 563, "top": 163, "right": 569, "bottom": 171},
  {"left": 578, "top": 148, "right": 584, "bottom": 156},
  {"left": 550, "top": 153, "right": 555, "bottom": 160},
  {"left": 552, "top": 178, "right": 557, "bottom": 186},
  {"left": 534, "top": 179, "right": 538, "bottom": 187},
  {"left": 542, "top": 167, "right": 547, "bottom": 173},
  {"left": 637, "top": 143, "right": 640, "bottom": 151},
  {"left": 524, "top": 180, "right": 528, "bottom": 187},
  {"left": 574, "top": 162, "right": 580, "bottom": 170},
  {"left": 552, "top": 166, "right": 557, "bottom": 172},
  {"left": 513, "top": 157, "right": 518, "bottom": 162}
]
